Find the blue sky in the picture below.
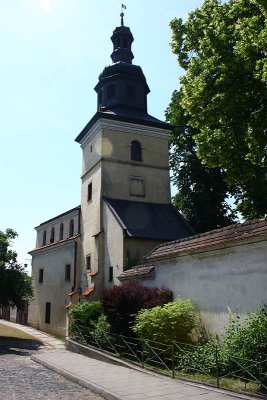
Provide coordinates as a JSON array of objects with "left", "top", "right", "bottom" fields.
[{"left": 0, "top": 0, "right": 204, "bottom": 272}]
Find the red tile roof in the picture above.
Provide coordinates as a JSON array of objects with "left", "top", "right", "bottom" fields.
[
  {"left": 28, "top": 234, "right": 80, "bottom": 254},
  {"left": 146, "top": 217, "right": 267, "bottom": 261},
  {"left": 68, "top": 290, "right": 78, "bottom": 297},
  {"left": 83, "top": 288, "right": 94, "bottom": 296},
  {"left": 118, "top": 264, "right": 154, "bottom": 281},
  {"left": 89, "top": 271, "right": 98, "bottom": 277}
]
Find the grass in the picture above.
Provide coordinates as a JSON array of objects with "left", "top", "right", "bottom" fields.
[
  {"left": 0, "top": 322, "right": 36, "bottom": 341},
  {"left": 143, "top": 365, "right": 262, "bottom": 397}
]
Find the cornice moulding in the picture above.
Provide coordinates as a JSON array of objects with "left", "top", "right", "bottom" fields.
[{"left": 80, "top": 118, "right": 171, "bottom": 149}]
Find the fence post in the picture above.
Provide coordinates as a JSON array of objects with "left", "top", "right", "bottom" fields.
[
  {"left": 118, "top": 335, "right": 121, "bottom": 357},
  {"left": 141, "top": 338, "right": 144, "bottom": 369},
  {"left": 172, "top": 342, "right": 175, "bottom": 379},
  {"left": 215, "top": 345, "right": 220, "bottom": 388}
]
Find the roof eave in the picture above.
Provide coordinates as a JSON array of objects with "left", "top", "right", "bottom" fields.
[{"left": 75, "top": 112, "right": 173, "bottom": 144}]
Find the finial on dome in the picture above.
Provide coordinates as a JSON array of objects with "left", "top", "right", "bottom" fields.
[{"left": 120, "top": 4, "right": 126, "bottom": 26}]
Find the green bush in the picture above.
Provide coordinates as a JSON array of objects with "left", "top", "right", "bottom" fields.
[
  {"left": 177, "top": 307, "right": 267, "bottom": 390},
  {"left": 133, "top": 298, "right": 199, "bottom": 344},
  {"left": 177, "top": 335, "right": 219, "bottom": 375},
  {"left": 223, "top": 308, "right": 267, "bottom": 387},
  {"left": 69, "top": 300, "right": 103, "bottom": 330},
  {"left": 101, "top": 281, "right": 173, "bottom": 336},
  {"left": 91, "top": 314, "right": 111, "bottom": 345}
]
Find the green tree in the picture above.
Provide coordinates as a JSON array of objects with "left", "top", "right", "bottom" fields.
[
  {"left": 169, "top": 0, "right": 267, "bottom": 219},
  {"left": 0, "top": 228, "right": 33, "bottom": 309},
  {"left": 167, "top": 89, "right": 237, "bottom": 233}
]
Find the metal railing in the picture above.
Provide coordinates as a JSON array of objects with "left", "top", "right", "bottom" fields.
[{"left": 69, "top": 324, "right": 267, "bottom": 397}]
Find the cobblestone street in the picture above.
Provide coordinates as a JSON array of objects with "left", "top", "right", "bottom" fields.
[{"left": 0, "top": 338, "right": 103, "bottom": 400}]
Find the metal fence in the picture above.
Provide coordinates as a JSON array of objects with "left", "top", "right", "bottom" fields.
[{"left": 69, "top": 324, "right": 267, "bottom": 397}]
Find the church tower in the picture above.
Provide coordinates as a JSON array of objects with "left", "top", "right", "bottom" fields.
[
  {"left": 28, "top": 13, "right": 194, "bottom": 336},
  {"left": 75, "top": 13, "right": 193, "bottom": 299}
]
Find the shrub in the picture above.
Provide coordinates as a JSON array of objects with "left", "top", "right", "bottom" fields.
[
  {"left": 177, "top": 335, "right": 219, "bottom": 375},
  {"left": 69, "top": 300, "right": 103, "bottom": 330},
  {"left": 101, "top": 281, "right": 173, "bottom": 336},
  {"left": 177, "top": 307, "right": 267, "bottom": 390},
  {"left": 223, "top": 307, "right": 267, "bottom": 387},
  {"left": 91, "top": 314, "right": 111, "bottom": 346},
  {"left": 133, "top": 298, "right": 199, "bottom": 344}
]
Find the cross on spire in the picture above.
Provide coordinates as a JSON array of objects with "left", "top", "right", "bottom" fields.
[{"left": 120, "top": 4, "right": 126, "bottom": 26}]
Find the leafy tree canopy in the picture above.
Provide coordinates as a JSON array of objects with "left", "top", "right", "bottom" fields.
[
  {"left": 166, "top": 89, "right": 237, "bottom": 232},
  {"left": 169, "top": 0, "right": 267, "bottom": 219},
  {"left": 0, "top": 228, "right": 33, "bottom": 309}
]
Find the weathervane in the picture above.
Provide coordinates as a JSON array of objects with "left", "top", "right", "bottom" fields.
[{"left": 120, "top": 4, "right": 126, "bottom": 26}]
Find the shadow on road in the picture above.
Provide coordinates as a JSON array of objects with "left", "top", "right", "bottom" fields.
[{"left": 0, "top": 337, "right": 45, "bottom": 356}]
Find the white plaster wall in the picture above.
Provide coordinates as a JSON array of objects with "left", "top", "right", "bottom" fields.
[
  {"left": 102, "top": 161, "right": 170, "bottom": 203},
  {"left": 80, "top": 163, "right": 102, "bottom": 293},
  {"left": 102, "top": 128, "right": 170, "bottom": 168},
  {"left": 82, "top": 129, "right": 102, "bottom": 175},
  {"left": 80, "top": 122, "right": 171, "bottom": 205},
  {"left": 28, "top": 241, "right": 76, "bottom": 336},
  {"left": 101, "top": 128, "right": 171, "bottom": 203},
  {"left": 103, "top": 202, "right": 124, "bottom": 287},
  {"left": 36, "top": 209, "right": 80, "bottom": 248},
  {"left": 144, "top": 241, "right": 267, "bottom": 335}
]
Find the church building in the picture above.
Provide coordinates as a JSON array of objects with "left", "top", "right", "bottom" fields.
[{"left": 28, "top": 14, "right": 194, "bottom": 336}]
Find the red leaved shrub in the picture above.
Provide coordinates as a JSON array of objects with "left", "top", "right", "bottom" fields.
[{"left": 101, "top": 281, "right": 173, "bottom": 336}]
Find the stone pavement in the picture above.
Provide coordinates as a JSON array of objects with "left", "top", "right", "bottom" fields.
[
  {"left": 0, "top": 320, "right": 258, "bottom": 400},
  {"left": 0, "top": 319, "right": 66, "bottom": 351},
  {"left": 0, "top": 320, "right": 102, "bottom": 400}
]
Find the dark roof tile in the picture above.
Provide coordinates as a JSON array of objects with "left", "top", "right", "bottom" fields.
[{"left": 104, "top": 197, "right": 194, "bottom": 241}]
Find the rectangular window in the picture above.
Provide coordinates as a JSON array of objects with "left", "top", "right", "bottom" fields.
[
  {"left": 86, "top": 255, "right": 91, "bottom": 272},
  {"left": 45, "top": 302, "right": 51, "bottom": 324},
  {"left": 39, "top": 269, "right": 44, "bottom": 283},
  {"left": 108, "top": 266, "right": 113, "bottom": 282},
  {"left": 129, "top": 176, "right": 145, "bottom": 197},
  {"left": 87, "top": 182, "right": 92, "bottom": 201},
  {"left": 65, "top": 264, "right": 71, "bottom": 281}
]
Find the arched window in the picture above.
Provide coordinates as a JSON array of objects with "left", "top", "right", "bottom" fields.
[
  {"left": 131, "top": 140, "right": 142, "bottom": 162},
  {"left": 59, "top": 223, "right": 64, "bottom": 240},
  {"left": 42, "top": 230, "right": 47, "bottom": 246},
  {"left": 50, "top": 227, "right": 55, "bottom": 244},
  {"left": 69, "top": 219, "right": 74, "bottom": 237}
]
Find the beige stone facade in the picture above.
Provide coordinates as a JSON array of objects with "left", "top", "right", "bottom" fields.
[{"left": 28, "top": 207, "right": 81, "bottom": 336}]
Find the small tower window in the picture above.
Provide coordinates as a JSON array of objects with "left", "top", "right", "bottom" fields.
[
  {"left": 45, "top": 302, "right": 51, "bottom": 324},
  {"left": 86, "top": 255, "right": 91, "bottom": 272},
  {"left": 59, "top": 223, "right": 64, "bottom": 240},
  {"left": 65, "top": 264, "right": 71, "bottom": 281},
  {"left": 131, "top": 140, "right": 142, "bottom": 162},
  {"left": 107, "top": 84, "right": 116, "bottom": 100},
  {"left": 42, "top": 230, "right": 47, "bottom": 246},
  {"left": 39, "top": 269, "right": 44, "bottom": 283},
  {"left": 108, "top": 266, "right": 113, "bottom": 282},
  {"left": 69, "top": 219, "right": 74, "bottom": 237},
  {"left": 87, "top": 182, "right": 92, "bottom": 201},
  {"left": 50, "top": 227, "right": 55, "bottom": 244}
]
